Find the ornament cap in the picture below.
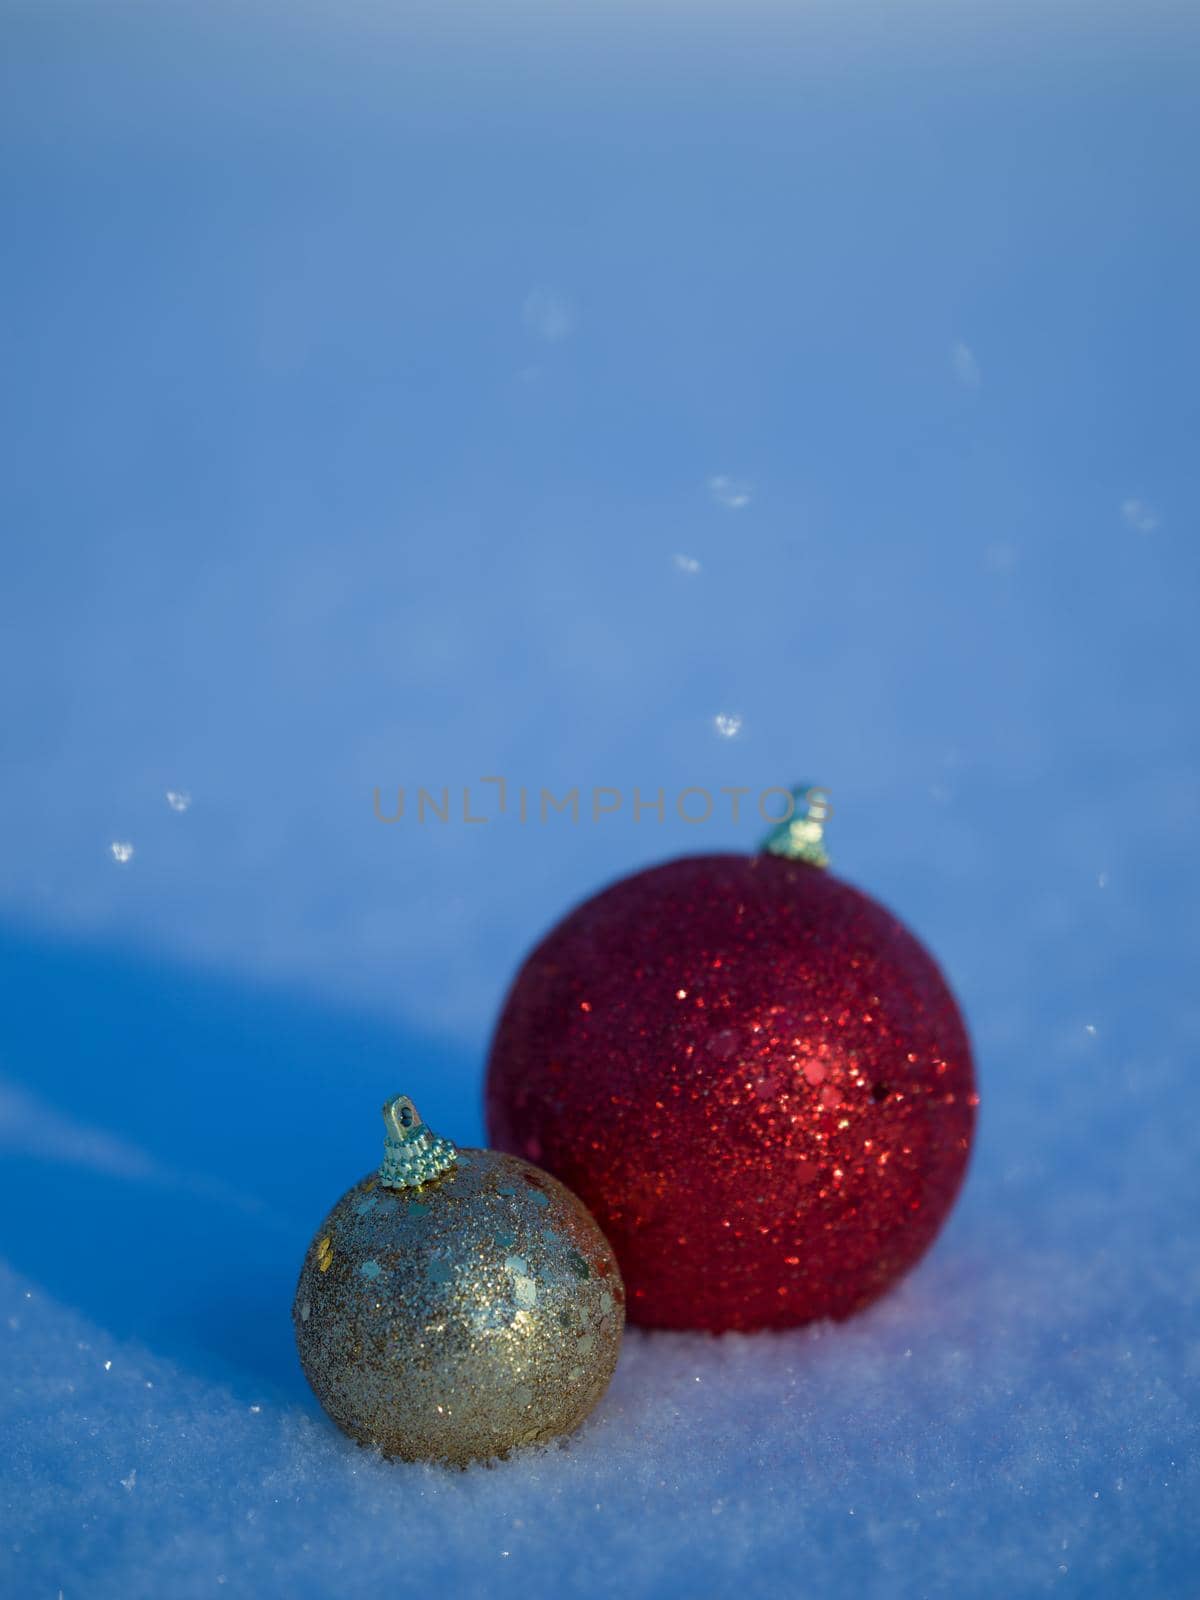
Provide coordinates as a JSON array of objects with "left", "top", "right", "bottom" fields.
[
  {"left": 378, "top": 1094, "right": 458, "bottom": 1189},
  {"left": 760, "top": 783, "right": 832, "bottom": 868}
]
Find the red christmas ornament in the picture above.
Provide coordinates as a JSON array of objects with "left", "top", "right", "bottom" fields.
[{"left": 486, "top": 789, "right": 977, "bottom": 1332}]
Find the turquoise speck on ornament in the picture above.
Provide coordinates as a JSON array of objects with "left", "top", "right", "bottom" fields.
[
  {"left": 377, "top": 1094, "right": 458, "bottom": 1189},
  {"left": 760, "top": 783, "right": 832, "bottom": 868}
]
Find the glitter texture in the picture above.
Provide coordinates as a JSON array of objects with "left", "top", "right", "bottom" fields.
[
  {"left": 486, "top": 853, "right": 977, "bottom": 1332},
  {"left": 294, "top": 1122, "right": 624, "bottom": 1465}
]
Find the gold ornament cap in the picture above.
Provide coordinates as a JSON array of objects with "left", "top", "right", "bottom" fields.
[
  {"left": 377, "top": 1094, "right": 458, "bottom": 1189},
  {"left": 760, "top": 782, "right": 832, "bottom": 868}
]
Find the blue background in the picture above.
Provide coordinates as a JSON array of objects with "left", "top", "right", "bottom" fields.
[{"left": 1, "top": 4, "right": 1197, "bottom": 1596}]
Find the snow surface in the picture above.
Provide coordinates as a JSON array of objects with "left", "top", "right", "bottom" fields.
[{"left": 2, "top": 3, "right": 1199, "bottom": 1596}]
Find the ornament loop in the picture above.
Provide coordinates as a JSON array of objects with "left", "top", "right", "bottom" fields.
[
  {"left": 378, "top": 1094, "right": 458, "bottom": 1189},
  {"left": 760, "top": 783, "right": 832, "bottom": 868}
]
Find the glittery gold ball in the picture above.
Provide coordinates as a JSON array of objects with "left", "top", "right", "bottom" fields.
[{"left": 293, "top": 1147, "right": 625, "bottom": 1465}]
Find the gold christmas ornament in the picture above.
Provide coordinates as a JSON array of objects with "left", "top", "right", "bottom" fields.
[{"left": 293, "top": 1095, "right": 625, "bottom": 1465}]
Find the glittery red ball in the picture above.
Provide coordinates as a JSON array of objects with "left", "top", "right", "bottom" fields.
[{"left": 486, "top": 854, "right": 976, "bottom": 1332}]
